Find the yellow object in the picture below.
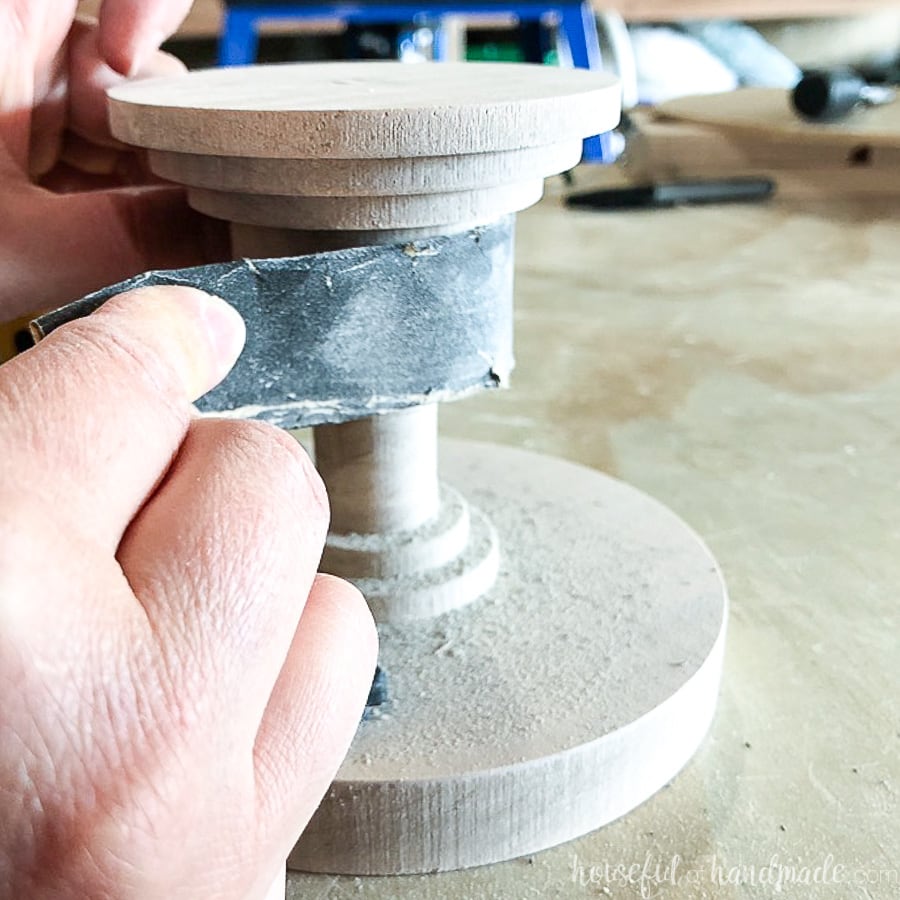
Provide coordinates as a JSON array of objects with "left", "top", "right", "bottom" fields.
[{"left": 0, "top": 314, "right": 37, "bottom": 363}]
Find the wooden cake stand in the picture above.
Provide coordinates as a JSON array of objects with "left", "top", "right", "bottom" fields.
[{"left": 107, "top": 62, "right": 727, "bottom": 885}]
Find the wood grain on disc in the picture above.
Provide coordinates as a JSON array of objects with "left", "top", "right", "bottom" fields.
[
  {"left": 108, "top": 61, "right": 621, "bottom": 159},
  {"left": 148, "top": 141, "right": 583, "bottom": 196}
]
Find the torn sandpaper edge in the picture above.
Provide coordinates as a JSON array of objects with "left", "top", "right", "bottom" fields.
[{"left": 32, "top": 219, "right": 515, "bottom": 429}]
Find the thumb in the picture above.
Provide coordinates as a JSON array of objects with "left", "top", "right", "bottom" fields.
[{"left": 1, "top": 183, "right": 229, "bottom": 322}]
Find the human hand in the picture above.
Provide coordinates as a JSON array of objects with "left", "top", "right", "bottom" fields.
[
  {"left": 0, "top": 1, "right": 229, "bottom": 322},
  {"left": 0, "top": 286, "right": 377, "bottom": 899}
]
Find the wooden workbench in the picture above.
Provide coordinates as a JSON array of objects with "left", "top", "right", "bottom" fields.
[{"left": 284, "top": 173, "right": 900, "bottom": 897}]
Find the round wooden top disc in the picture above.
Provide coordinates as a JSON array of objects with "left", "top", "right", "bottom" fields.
[
  {"left": 657, "top": 86, "right": 900, "bottom": 147},
  {"left": 108, "top": 61, "right": 621, "bottom": 159}
]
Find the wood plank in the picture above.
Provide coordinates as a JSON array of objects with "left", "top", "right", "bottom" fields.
[{"left": 620, "top": 95, "right": 900, "bottom": 197}]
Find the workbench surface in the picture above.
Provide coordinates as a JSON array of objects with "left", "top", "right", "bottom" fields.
[{"left": 289, "top": 175, "right": 900, "bottom": 897}]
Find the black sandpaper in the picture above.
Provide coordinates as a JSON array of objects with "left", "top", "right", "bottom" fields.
[{"left": 32, "top": 220, "right": 515, "bottom": 428}]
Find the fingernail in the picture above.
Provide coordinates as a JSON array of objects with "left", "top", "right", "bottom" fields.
[
  {"left": 189, "top": 290, "right": 246, "bottom": 385},
  {"left": 128, "top": 30, "right": 166, "bottom": 78},
  {"left": 155, "top": 286, "right": 245, "bottom": 398}
]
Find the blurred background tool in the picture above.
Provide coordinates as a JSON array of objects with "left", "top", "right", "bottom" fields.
[
  {"left": 792, "top": 66, "right": 896, "bottom": 121},
  {"left": 565, "top": 176, "right": 773, "bottom": 209}
]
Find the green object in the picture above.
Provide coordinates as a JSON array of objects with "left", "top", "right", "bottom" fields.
[
  {"left": 465, "top": 41, "right": 524, "bottom": 62},
  {"left": 464, "top": 42, "right": 558, "bottom": 64}
]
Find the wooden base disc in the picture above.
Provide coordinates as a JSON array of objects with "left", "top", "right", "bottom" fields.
[{"left": 289, "top": 439, "right": 728, "bottom": 875}]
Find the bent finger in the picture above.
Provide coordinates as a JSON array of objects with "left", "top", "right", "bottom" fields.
[
  {"left": 116, "top": 417, "right": 330, "bottom": 720},
  {"left": 253, "top": 574, "right": 378, "bottom": 850},
  {"left": 68, "top": 18, "right": 186, "bottom": 151}
]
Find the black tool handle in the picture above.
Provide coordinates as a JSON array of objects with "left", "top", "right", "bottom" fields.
[
  {"left": 565, "top": 178, "right": 774, "bottom": 211},
  {"left": 792, "top": 67, "right": 890, "bottom": 122}
]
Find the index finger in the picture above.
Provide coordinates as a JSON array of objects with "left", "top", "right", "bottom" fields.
[
  {"left": 0, "top": 286, "right": 245, "bottom": 550},
  {"left": 97, "top": 0, "right": 195, "bottom": 76}
]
